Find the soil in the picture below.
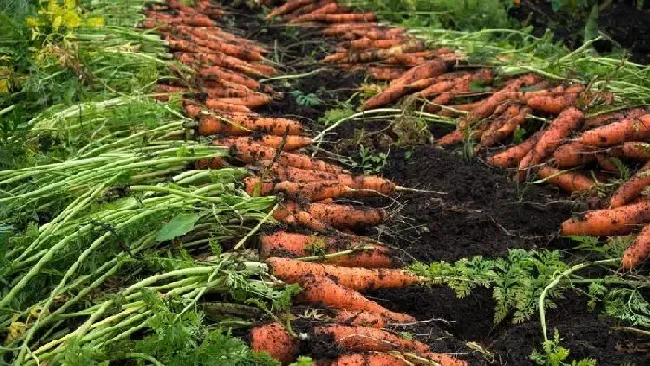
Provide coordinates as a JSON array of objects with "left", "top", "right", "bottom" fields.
[
  {"left": 218, "top": 4, "right": 650, "bottom": 365},
  {"left": 511, "top": 0, "right": 650, "bottom": 64}
]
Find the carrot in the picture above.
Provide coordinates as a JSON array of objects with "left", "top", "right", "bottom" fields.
[
  {"left": 595, "top": 154, "right": 620, "bottom": 172},
  {"left": 285, "top": 0, "right": 334, "bottom": 20},
  {"left": 526, "top": 93, "right": 580, "bottom": 114},
  {"left": 199, "top": 66, "right": 260, "bottom": 90},
  {"left": 223, "top": 141, "right": 343, "bottom": 173},
  {"left": 578, "top": 113, "right": 650, "bottom": 147},
  {"left": 204, "top": 99, "right": 252, "bottom": 113},
  {"left": 422, "top": 353, "right": 469, "bottom": 366},
  {"left": 199, "top": 114, "right": 303, "bottom": 136},
  {"left": 479, "top": 104, "right": 528, "bottom": 148},
  {"left": 488, "top": 131, "right": 542, "bottom": 168},
  {"left": 266, "top": 166, "right": 395, "bottom": 194},
  {"left": 178, "top": 53, "right": 270, "bottom": 77},
  {"left": 537, "top": 166, "right": 595, "bottom": 193},
  {"left": 610, "top": 161, "right": 650, "bottom": 208},
  {"left": 208, "top": 95, "right": 272, "bottom": 107},
  {"left": 266, "top": 257, "right": 420, "bottom": 291},
  {"left": 314, "top": 326, "right": 429, "bottom": 353},
  {"left": 561, "top": 200, "right": 650, "bottom": 236},
  {"left": 362, "top": 59, "right": 447, "bottom": 110},
  {"left": 583, "top": 108, "right": 646, "bottom": 130},
  {"left": 332, "top": 311, "right": 387, "bottom": 328},
  {"left": 304, "top": 13, "right": 378, "bottom": 23},
  {"left": 298, "top": 275, "right": 415, "bottom": 323},
  {"left": 249, "top": 322, "right": 298, "bottom": 365},
  {"left": 260, "top": 231, "right": 394, "bottom": 268},
  {"left": 324, "top": 40, "right": 425, "bottom": 64},
  {"left": 289, "top": 3, "right": 340, "bottom": 23},
  {"left": 551, "top": 142, "right": 597, "bottom": 168},
  {"left": 267, "top": 0, "right": 314, "bottom": 19},
  {"left": 341, "top": 39, "right": 403, "bottom": 50},
  {"left": 518, "top": 107, "right": 584, "bottom": 172},
  {"left": 308, "top": 202, "right": 387, "bottom": 228},
  {"left": 327, "top": 353, "right": 409, "bottom": 366},
  {"left": 620, "top": 141, "right": 650, "bottom": 159},
  {"left": 216, "top": 135, "right": 311, "bottom": 152},
  {"left": 622, "top": 222, "right": 650, "bottom": 270},
  {"left": 367, "top": 66, "right": 405, "bottom": 80}
]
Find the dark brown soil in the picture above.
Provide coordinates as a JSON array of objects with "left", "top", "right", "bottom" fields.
[{"left": 218, "top": 3, "right": 650, "bottom": 365}]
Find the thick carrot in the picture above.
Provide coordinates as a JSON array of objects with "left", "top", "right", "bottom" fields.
[
  {"left": 266, "top": 257, "right": 420, "bottom": 291},
  {"left": 537, "top": 166, "right": 595, "bottom": 193},
  {"left": 203, "top": 114, "right": 303, "bottom": 136},
  {"left": 298, "top": 275, "right": 415, "bottom": 323},
  {"left": 314, "top": 326, "right": 429, "bottom": 353},
  {"left": 199, "top": 66, "right": 260, "bottom": 90},
  {"left": 216, "top": 135, "right": 312, "bottom": 152},
  {"left": 610, "top": 161, "right": 650, "bottom": 208},
  {"left": 249, "top": 322, "right": 298, "bottom": 365},
  {"left": 363, "top": 59, "right": 447, "bottom": 110},
  {"left": 223, "top": 141, "right": 343, "bottom": 173},
  {"left": 204, "top": 99, "right": 252, "bottom": 113},
  {"left": 267, "top": 166, "right": 395, "bottom": 194},
  {"left": 267, "top": 0, "right": 313, "bottom": 19},
  {"left": 595, "top": 154, "right": 619, "bottom": 172},
  {"left": 423, "top": 353, "right": 469, "bottom": 366},
  {"left": 561, "top": 200, "right": 650, "bottom": 236},
  {"left": 327, "top": 353, "right": 409, "bottom": 366},
  {"left": 332, "top": 311, "right": 387, "bottom": 328},
  {"left": 622, "top": 222, "right": 650, "bottom": 270},
  {"left": 551, "top": 142, "right": 597, "bottom": 168},
  {"left": 620, "top": 142, "right": 650, "bottom": 159},
  {"left": 260, "top": 231, "right": 394, "bottom": 268},
  {"left": 583, "top": 108, "right": 646, "bottom": 130},
  {"left": 488, "top": 132, "right": 542, "bottom": 168},
  {"left": 308, "top": 202, "right": 387, "bottom": 228},
  {"left": 519, "top": 107, "right": 584, "bottom": 172},
  {"left": 578, "top": 113, "right": 650, "bottom": 147}
]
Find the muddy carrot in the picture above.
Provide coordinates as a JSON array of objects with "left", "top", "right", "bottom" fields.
[
  {"left": 249, "top": 323, "right": 298, "bottom": 365},
  {"left": 551, "top": 142, "right": 597, "bottom": 168},
  {"left": 479, "top": 104, "right": 528, "bottom": 148},
  {"left": 332, "top": 311, "right": 387, "bottom": 328},
  {"left": 622, "top": 222, "right": 650, "bottom": 270},
  {"left": 216, "top": 135, "right": 312, "bottom": 152},
  {"left": 342, "top": 39, "right": 402, "bottom": 50},
  {"left": 260, "top": 231, "right": 394, "bottom": 268},
  {"left": 583, "top": 108, "right": 646, "bottom": 130},
  {"left": 223, "top": 141, "right": 343, "bottom": 173},
  {"left": 578, "top": 113, "right": 650, "bottom": 147},
  {"left": 308, "top": 202, "right": 387, "bottom": 228},
  {"left": 620, "top": 142, "right": 650, "bottom": 159},
  {"left": 610, "top": 161, "right": 650, "bottom": 208},
  {"left": 298, "top": 275, "right": 415, "bottom": 323},
  {"left": 267, "top": 166, "right": 395, "bottom": 193},
  {"left": 199, "top": 66, "right": 260, "bottom": 90},
  {"left": 367, "top": 66, "right": 405, "bottom": 80},
  {"left": 266, "top": 0, "right": 313, "bottom": 19},
  {"left": 266, "top": 257, "right": 420, "bottom": 291},
  {"left": 423, "top": 353, "right": 469, "bottom": 366},
  {"left": 305, "top": 13, "right": 378, "bottom": 23},
  {"left": 519, "top": 107, "right": 584, "bottom": 172},
  {"left": 561, "top": 200, "right": 650, "bottom": 236},
  {"left": 204, "top": 99, "right": 252, "bottom": 113},
  {"left": 289, "top": 2, "right": 340, "bottom": 23},
  {"left": 488, "top": 131, "right": 542, "bottom": 168},
  {"left": 327, "top": 353, "right": 409, "bottom": 366},
  {"left": 537, "top": 166, "right": 595, "bottom": 193},
  {"left": 595, "top": 154, "right": 620, "bottom": 172},
  {"left": 197, "top": 115, "right": 302, "bottom": 136},
  {"left": 314, "top": 326, "right": 429, "bottom": 353}
]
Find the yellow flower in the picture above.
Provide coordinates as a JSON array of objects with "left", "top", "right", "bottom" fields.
[
  {"left": 25, "top": 16, "right": 40, "bottom": 27},
  {"left": 62, "top": 10, "right": 81, "bottom": 28},
  {"left": 52, "top": 14, "right": 62, "bottom": 31},
  {"left": 64, "top": 0, "right": 76, "bottom": 10},
  {"left": 4, "top": 322, "right": 26, "bottom": 345},
  {"left": 0, "top": 79, "right": 9, "bottom": 94}
]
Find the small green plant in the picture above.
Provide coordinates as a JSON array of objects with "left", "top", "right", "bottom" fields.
[
  {"left": 530, "top": 329, "right": 596, "bottom": 366},
  {"left": 355, "top": 145, "right": 389, "bottom": 175},
  {"left": 319, "top": 102, "right": 356, "bottom": 125},
  {"left": 289, "top": 90, "right": 322, "bottom": 106}
]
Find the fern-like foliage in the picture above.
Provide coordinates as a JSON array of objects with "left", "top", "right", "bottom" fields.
[{"left": 530, "top": 329, "right": 597, "bottom": 366}]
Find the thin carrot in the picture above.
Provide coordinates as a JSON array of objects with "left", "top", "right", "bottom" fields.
[
  {"left": 204, "top": 98, "right": 252, "bottom": 113},
  {"left": 259, "top": 231, "right": 394, "bottom": 268},
  {"left": 610, "top": 161, "right": 650, "bottom": 208},
  {"left": 266, "top": 257, "right": 421, "bottom": 291},
  {"left": 537, "top": 166, "right": 595, "bottom": 193},
  {"left": 578, "top": 113, "right": 650, "bottom": 147},
  {"left": 200, "top": 114, "right": 303, "bottom": 136},
  {"left": 314, "top": 325, "right": 429, "bottom": 353},
  {"left": 327, "top": 353, "right": 409, "bottom": 366},
  {"left": 622, "top": 222, "right": 650, "bottom": 270},
  {"left": 341, "top": 39, "right": 403, "bottom": 50},
  {"left": 289, "top": 2, "right": 340, "bottom": 23},
  {"left": 266, "top": 0, "right": 314, "bottom": 19},
  {"left": 216, "top": 135, "right": 312, "bottom": 152},
  {"left": 249, "top": 322, "right": 298, "bottom": 365},
  {"left": 298, "top": 275, "right": 415, "bottom": 323},
  {"left": 518, "top": 107, "right": 584, "bottom": 173},
  {"left": 479, "top": 104, "right": 528, "bottom": 148},
  {"left": 488, "top": 131, "right": 542, "bottom": 168},
  {"left": 332, "top": 311, "right": 387, "bottom": 328},
  {"left": 301, "top": 13, "right": 377, "bottom": 23},
  {"left": 199, "top": 66, "right": 260, "bottom": 90},
  {"left": 561, "top": 200, "right": 650, "bottom": 236}
]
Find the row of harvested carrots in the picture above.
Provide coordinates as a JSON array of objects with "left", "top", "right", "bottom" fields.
[
  {"left": 266, "top": 0, "right": 650, "bottom": 270},
  {"left": 148, "top": 1, "right": 466, "bottom": 365}
]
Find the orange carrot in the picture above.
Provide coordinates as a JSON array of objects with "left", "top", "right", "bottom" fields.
[
  {"left": 367, "top": 66, "right": 405, "bottom": 80},
  {"left": 260, "top": 231, "right": 394, "bottom": 268},
  {"left": 267, "top": 166, "right": 395, "bottom": 194},
  {"left": 198, "top": 114, "right": 303, "bottom": 136},
  {"left": 332, "top": 311, "right": 387, "bottom": 328},
  {"left": 266, "top": 257, "right": 420, "bottom": 291},
  {"left": 204, "top": 98, "right": 252, "bottom": 113},
  {"left": 595, "top": 154, "right": 619, "bottom": 172},
  {"left": 267, "top": 0, "right": 314, "bottom": 19},
  {"left": 249, "top": 323, "right": 298, "bottom": 365},
  {"left": 479, "top": 104, "right": 528, "bottom": 148},
  {"left": 583, "top": 108, "right": 646, "bottom": 130},
  {"left": 289, "top": 2, "right": 340, "bottom": 23},
  {"left": 327, "top": 353, "right": 409, "bottom": 366},
  {"left": 222, "top": 141, "right": 343, "bottom": 173},
  {"left": 622, "top": 222, "right": 650, "bottom": 270},
  {"left": 422, "top": 353, "right": 469, "bottom": 366},
  {"left": 620, "top": 142, "right": 650, "bottom": 159},
  {"left": 199, "top": 66, "right": 260, "bottom": 90},
  {"left": 298, "top": 275, "right": 415, "bottom": 323},
  {"left": 610, "top": 161, "right": 650, "bottom": 208},
  {"left": 488, "top": 132, "right": 542, "bottom": 168},
  {"left": 561, "top": 200, "right": 650, "bottom": 236},
  {"left": 551, "top": 142, "right": 597, "bottom": 168},
  {"left": 518, "top": 107, "right": 584, "bottom": 172},
  {"left": 285, "top": 0, "right": 335, "bottom": 20},
  {"left": 306, "top": 13, "right": 377, "bottom": 23},
  {"left": 308, "top": 202, "right": 387, "bottom": 228},
  {"left": 216, "top": 135, "right": 312, "bottom": 152},
  {"left": 342, "top": 39, "right": 402, "bottom": 50},
  {"left": 537, "top": 166, "right": 595, "bottom": 193},
  {"left": 578, "top": 113, "right": 650, "bottom": 147},
  {"left": 208, "top": 95, "right": 272, "bottom": 107},
  {"left": 314, "top": 326, "right": 429, "bottom": 353}
]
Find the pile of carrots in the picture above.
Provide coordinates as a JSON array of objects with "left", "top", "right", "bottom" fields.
[
  {"left": 266, "top": 0, "right": 650, "bottom": 270},
  {"left": 148, "top": 1, "right": 467, "bottom": 364}
]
